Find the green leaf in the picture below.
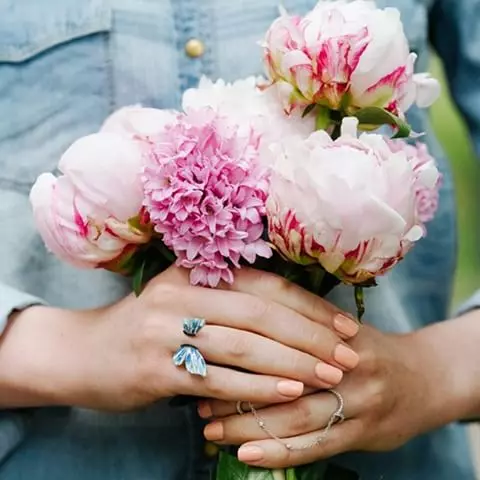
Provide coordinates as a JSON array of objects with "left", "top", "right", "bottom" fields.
[
  {"left": 132, "top": 258, "right": 147, "bottom": 296},
  {"left": 315, "top": 106, "right": 331, "bottom": 131},
  {"left": 353, "top": 106, "right": 411, "bottom": 138},
  {"left": 151, "top": 237, "right": 176, "bottom": 263},
  {"left": 215, "top": 452, "right": 274, "bottom": 480}
]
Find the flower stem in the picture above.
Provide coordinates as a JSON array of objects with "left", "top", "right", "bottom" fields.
[
  {"left": 271, "top": 469, "right": 287, "bottom": 480},
  {"left": 354, "top": 286, "right": 365, "bottom": 322}
]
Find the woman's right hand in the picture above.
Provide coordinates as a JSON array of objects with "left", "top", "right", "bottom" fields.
[{"left": 0, "top": 267, "right": 359, "bottom": 411}]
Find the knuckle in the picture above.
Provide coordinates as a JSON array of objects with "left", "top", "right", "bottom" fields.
[
  {"left": 309, "top": 327, "right": 333, "bottom": 357},
  {"left": 310, "top": 295, "right": 331, "bottom": 323},
  {"left": 137, "top": 315, "right": 161, "bottom": 346},
  {"left": 263, "top": 272, "right": 291, "bottom": 294},
  {"left": 244, "top": 296, "right": 272, "bottom": 322},
  {"left": 144, "top": 282, "right": 182, "bottom": 308},
  {"left": 225, "top": 334, "right": 250, "bottom": 359},
  {"left": 358, "top": 344, "right": 377, "bottom": 371},
  {"left": 288, "top": 399, "right": 313, "bottom": 432},
  {"left": 364, "top": 378, "right": 388, "bottom": 414},
  {"left": 287, "top": 351, "right": 306, "bottom": 377},
  {"left": 204, "top": 377, "right": 226, "bottom": 399}
]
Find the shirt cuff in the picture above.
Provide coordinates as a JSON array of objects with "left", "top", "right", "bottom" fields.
[
  {"left": 456, "top": 290, "right": 480, "bottom": 317},
  {"left": 0, "top": 284, "right": 46, "bottom": 335}
]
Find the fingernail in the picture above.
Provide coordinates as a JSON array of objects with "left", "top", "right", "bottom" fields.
[
  {"left": 334, "top": 344, "right": 360, "bottom": 370},
  {"left": 334, "top": 313, "right": 359, "bottom": 338},
  {"left": 204, "top": 422, "right": 224, "bottom": 441},
  {"left": 238, "top": 445, "right": 264, "bottom": 463},
  {"left": 277, "top": 380, "right": 304, "bottom": 397},
  {"left": 315, "top": 362, "right": 343, "bottom": 385},
  {"left": 198, "top": 401, "right": 213, "bottom": 419}
]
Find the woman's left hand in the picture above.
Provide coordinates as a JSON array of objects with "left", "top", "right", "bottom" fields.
[{"left": 199, "top": 323, "right": 465, "bottom": 468}]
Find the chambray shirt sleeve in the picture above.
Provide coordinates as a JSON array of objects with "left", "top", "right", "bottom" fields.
[
  {"left": 0, "top": 285, "right": 46, "bottom": 461},
  {"left": 429, "top": 0, "right": 480, "bottom": 314},
  {"left": 0, "top": 283, "right": 46, "bottom": 335}
]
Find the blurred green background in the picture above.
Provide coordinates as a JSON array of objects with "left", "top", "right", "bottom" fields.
[{"left": 430, "top": 56, "right": 480, "bottom": 308}]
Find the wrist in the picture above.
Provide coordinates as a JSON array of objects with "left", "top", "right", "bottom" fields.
[
  {"left": 0, "top": 305, "right": 92, "bottom": 408},
  {"left": 408, "top": 314, "right": 480, "bottom": 425}
]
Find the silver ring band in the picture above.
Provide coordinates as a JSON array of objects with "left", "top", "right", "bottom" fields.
[
  {"left": 236, "top": 401, "right": 250, "bottom": 415},
  {"left": 329, "top": 389, "right": 345, "bottom": 424}
]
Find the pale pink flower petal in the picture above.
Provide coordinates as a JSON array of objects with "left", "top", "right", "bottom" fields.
[
  {"left": 101, "top": 105, "right": 177, "bottom": 139},
  {"left": 412, "top": 73, "right": 441, "bottom": 108},
  {"left": 386, "top": 138, "right": 441, "bottom": 224},
  {"left": 266, "top": 117, "right": 437, "bottom": 284}
]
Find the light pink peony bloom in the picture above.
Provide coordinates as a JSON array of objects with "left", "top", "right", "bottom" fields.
[
  {"left": 142, "top": 108, "right": 272, "bottom": 287},
  {"left": 266, "top": 117, "right": 438, "bottom": 284},
  {"left": 182, "top": 76, "right": 315, "bottom": 145},
  {"left": 100, "top": 105, "right": 177, "bottom": 146},
  {"left": 386, "top": 138, "right": 441, "bottom": 224},
  {"left": 30, "top": 133, "right": 151, "bottom": 270},
  {"left": 263, "top": 1, "right": 440, "bottom": 116}
]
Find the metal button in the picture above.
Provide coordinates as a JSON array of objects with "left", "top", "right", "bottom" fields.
[{"left": 185, "top": 38, "right": 205, "bottom": 58}]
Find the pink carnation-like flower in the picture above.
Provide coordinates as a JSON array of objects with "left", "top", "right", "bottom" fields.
[
  {"left": 386, "top": 139, "right": 441, "bottom": 224},
  {"left": 142, "top": 109, "right": 272, "bottom": 287}
]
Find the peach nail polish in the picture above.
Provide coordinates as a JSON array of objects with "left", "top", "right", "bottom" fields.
[
  {"left": 334, "top": 313, "right": 359, "bottom": 338},
  {"left": 198, "top": 401, "right": 213, "bottom": 419},
  {"left": 238, "top": 445, "right": 264, "bottom": 463},
  {"left": 204, "top": 422, "right": 224, "bottom": 441},
  {"left": 334, "top": 344, "right": 360, "bottom": 370},
  {"left": 277, "top": 380, "right": 304, "bottom": 397},
  {"left": 314, "top": 362, "right": 343, "bottom": 385}
]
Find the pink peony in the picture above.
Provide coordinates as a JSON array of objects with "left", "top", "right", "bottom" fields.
[
  {"left": 142, "top": 109, "right": 272, "bottom": 287},
  {"left": 266, "top": 117, "right": 439, "bottom": 284},
  {"left": 263, "top": 1, "right": 440, "bottom": 116},
  {"left": 386, "top": 139, "right": 441, "bottom": 224},
  {"left": 30, "top": 133, "right": 151, "bottom": 270}
]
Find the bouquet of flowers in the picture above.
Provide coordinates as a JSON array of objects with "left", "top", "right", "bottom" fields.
[{"left": 29, "top": 1, "right": 441, "bottom": 479}]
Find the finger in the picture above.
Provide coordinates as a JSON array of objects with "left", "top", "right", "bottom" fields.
[
  {"left": 204, "top": 391, "right": 355, "bottom": 445},
  {"left": 177, "top": 287, "right": 359, "bottom": 371},
  {"left": 226, "top": 268, "right": 360, "bottom": 340},
  {"left": 175, "top": 364, "right": 305, "bottom": 403},
  {"left": 236, "top": 420, "right": 363, "bottom": 468},
  {"left": 200, "top": 386, "right": 318, "bottom": 419},
  {"left": 191, "top": 325, "right": 344, "bottom": 388}
]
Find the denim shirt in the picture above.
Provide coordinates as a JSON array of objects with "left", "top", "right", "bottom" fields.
[{"left": 0, "top": 0, "right": 478, "bottom": 479}]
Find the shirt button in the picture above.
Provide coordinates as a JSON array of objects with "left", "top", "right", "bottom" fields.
[{"left": 185, "top": 38, "right": 205, "bottom": 58}]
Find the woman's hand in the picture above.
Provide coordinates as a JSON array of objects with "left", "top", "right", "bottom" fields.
[
  {"left": 201, "top": 321, "right": 473, "bottom": 468},
  {"left": 0, "top": 267, "right": 359, "bottom": 411}
]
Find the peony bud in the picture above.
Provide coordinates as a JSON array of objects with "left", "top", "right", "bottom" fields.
[{"left": 263, "top": 0, "right": 440, "bottom": 117}]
